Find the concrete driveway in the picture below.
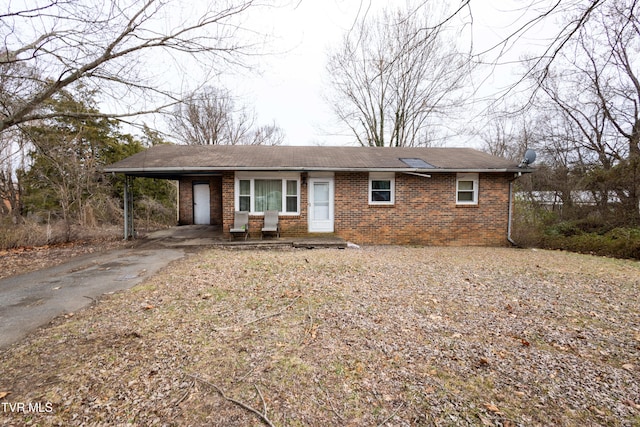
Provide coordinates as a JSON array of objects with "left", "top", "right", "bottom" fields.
[
  {"left": 0, "top": 224, "right": 346, "bottom": 351},
  {"left": 0, "top": 247, "right": 185, "bottom": 350}
]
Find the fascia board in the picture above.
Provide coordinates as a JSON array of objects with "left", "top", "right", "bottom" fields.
[{"left": 104, "top": 166, "right": 532, "bottom": 174}]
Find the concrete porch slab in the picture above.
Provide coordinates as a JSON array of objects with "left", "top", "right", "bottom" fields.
[{"left": 136, "top": 225, "right": 347, "bottom": 249}]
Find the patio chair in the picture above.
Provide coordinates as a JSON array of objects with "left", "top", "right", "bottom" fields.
[
  {"left": 229, "top": 211, "right": 249, "bottom": 240},
  {"left": 261, "top": 210, "right": 280, "bottom": 239}
]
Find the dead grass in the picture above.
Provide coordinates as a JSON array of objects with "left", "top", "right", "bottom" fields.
[
  {"left": 1, "top": 246, "right": 639, "bottom": 426},
  {"left": 0, "top": 228, "right": 131, "bottom": 280}
]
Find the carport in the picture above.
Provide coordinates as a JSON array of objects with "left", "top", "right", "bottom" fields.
[{"left": 109, "top": 170, "right": 222, "bottom": 241}]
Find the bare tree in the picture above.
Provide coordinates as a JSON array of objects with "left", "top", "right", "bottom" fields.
[
  {"left": 326, "top": 3, "right": 469, "bottom": 147},
  {"left": 588, "top": 0, "right": 640, "bottom": 221},
  {"left": 169, "top": 87, "right": 233, "bottom": 145},
  {"left": 338, "top": 1, "right": 612, "bottom": 107},
  {"left": 529, "top": 0, "right": 640, "bottom": 222},
  {"left": 0, "top": 0, "right": 270, "bottom": 132},
  {"left": 446, "top": 0, "right": 608, "bottom": 95},
  {"left": 247, "top": 122, "right": 285, "bottom": 146},
  {"left": 0, "top": 128, "right": 25, "bottom": 221},
  {"left": 169, "top": 86, "right": 284, "bottom": 145},
  {"left": 480, "top": 111, "right": 540, "bottom": 161}
]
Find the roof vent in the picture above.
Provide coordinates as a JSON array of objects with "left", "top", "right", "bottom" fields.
[{"left": 400, "top": 158, "right": 435, "bottom": 169}]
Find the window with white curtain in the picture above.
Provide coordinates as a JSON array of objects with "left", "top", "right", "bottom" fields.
[
  {"left": 235, "top": 173, "right": 299, "bottom": 214},
  {"left": 255, "top": 179, "right": 282, "bottom": 212}
]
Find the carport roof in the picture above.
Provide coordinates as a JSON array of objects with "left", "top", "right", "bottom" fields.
[{"left": 104, "top": 144, "right": 530, "bottom": 178}]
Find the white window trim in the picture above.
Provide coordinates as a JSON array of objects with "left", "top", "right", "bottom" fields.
[
  {"left": 369, "top": 172, "right": 395, "bottom": 205},
  {"left": 235, "top": 172, "right": 300, "bottom": 215},
  {"left": 456, "top": 173, "right": 479, "bottom": 205}
]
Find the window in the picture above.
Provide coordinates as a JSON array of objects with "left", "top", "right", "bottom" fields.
[
  {"left": 239, "top": 180, "right": 251, "bottom": 211},
  {"left": 255, "top": 179, "right": 282, "bottom": 212},
  {"left": 369, "top": 173, "right": 395, "bottom": 205},
  {"left": 286, "top": 180, "right": 298, "bottom": 212},
  {"left": 235, "top": 173, "right": 299, "bottom": 214},
  {"left": 456, "top": 173, "right": 478, "bottom": 205}
]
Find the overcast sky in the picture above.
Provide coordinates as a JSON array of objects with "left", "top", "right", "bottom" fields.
[
  {"left": 221, "top": 0, "right": 372, "bottom": 147},
  {"left": 175, "top": 1, "right": 554, "bottom": 147}
]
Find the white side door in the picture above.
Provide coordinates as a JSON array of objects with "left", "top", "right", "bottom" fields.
[
  {"left": 193, "top": 183, "right": 211, "bottom": 225},
  {"left": 308, "top": 178, "right": 334, "bottom": 232}
]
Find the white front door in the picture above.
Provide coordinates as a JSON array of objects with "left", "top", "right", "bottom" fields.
[
  {"left": 308, "top": 178, "right": 334, "bottom": 232},
  {"left": 193, "top": 183, "right": 211, "bottom": 225}
]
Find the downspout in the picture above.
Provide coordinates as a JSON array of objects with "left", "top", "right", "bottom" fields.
[
  {"left": 123, "top": 175, "right": 129, "bottom": 240},
  {"left": 507, "top": 174, "right": 519, "bottom": 246},
  {"left": 176, "top": 180, "right": 180, "bottom": 224},
  {"left": 124, "top": 175, "right": 135, "bottom": 240}
]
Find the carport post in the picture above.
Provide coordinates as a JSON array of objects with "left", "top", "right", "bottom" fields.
[{"left": 123, "top": 175, "right": 135, "bottom": 240}]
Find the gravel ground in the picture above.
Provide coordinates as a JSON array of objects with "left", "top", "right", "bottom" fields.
[{"left": 1, "top": 246, "right": 639, "bottom": 426}]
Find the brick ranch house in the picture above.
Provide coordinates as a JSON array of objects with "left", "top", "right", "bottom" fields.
[{"left": 104, "top": 145, "right": 533, "bottom": 245}]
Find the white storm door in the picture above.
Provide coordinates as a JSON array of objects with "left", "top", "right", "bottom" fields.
[
  {"left": 308, "top": 178, "right": 334, "bottom": 232},
  {"left": 193, "top": 183, "right": 211, "bottom": 225}
]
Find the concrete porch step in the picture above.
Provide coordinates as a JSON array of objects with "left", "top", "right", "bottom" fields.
[
  {"left": 291, "top": 239, "right": 347, "bottom": 249},
  {"left": 223, "top": 238, "right": 347, "bottom": 250}
]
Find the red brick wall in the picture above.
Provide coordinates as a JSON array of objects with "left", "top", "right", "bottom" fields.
[
  {"left": 178, "top": 176, "right": 222, "bottom": 226},
  {"left": 218, "top": 171, "right": 512, "bottom": 245},
  {"left": 333, "top": 172, "right": 511, "bottom": 246},
  {"left": 221, "top": 172, "right": 236, "bottom": 233}
]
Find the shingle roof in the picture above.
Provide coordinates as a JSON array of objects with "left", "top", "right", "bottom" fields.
[{"left": 104, "top": 145, "right": 527, "bottom": 176}]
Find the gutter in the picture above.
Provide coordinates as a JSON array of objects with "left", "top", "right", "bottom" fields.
[{"left": 103, "top": 166, "right": 529, "bottom": 174}]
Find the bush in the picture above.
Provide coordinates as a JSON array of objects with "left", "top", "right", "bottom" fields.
[
  {"left": 136, "top": 195, "right": 176, "bottom": 229},
  {"left": 511, "top": 200, "right": 640, "bottom": 259},
  {"left": 0, "top": 217, "right": 125, "bottom": 250},
  {"left": 545, "top": 221, "right": 584, "bottom": 237},
  {"left": 0, "top": 218, "right": 72, "bottom": 249},
  {"left": 545, "top": 217, "right": 615, "bottom": 238},
  {"left": 540, "top": 227, "right": 640, "bottom": 260}
]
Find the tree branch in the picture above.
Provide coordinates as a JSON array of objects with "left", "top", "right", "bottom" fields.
[
  {"left": 243, "top": 296, "right": 299, "bottom": 327},
  {"left": 0, "top": 0, "right": 265, "bottom": 132},
  {"left": 187, "top": 375, "right": 276, "bottom": 427}
]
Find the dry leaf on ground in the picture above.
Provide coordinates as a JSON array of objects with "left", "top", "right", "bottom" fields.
[{"left": 1, "top": 246, "right": 639, "bottom": 426}]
